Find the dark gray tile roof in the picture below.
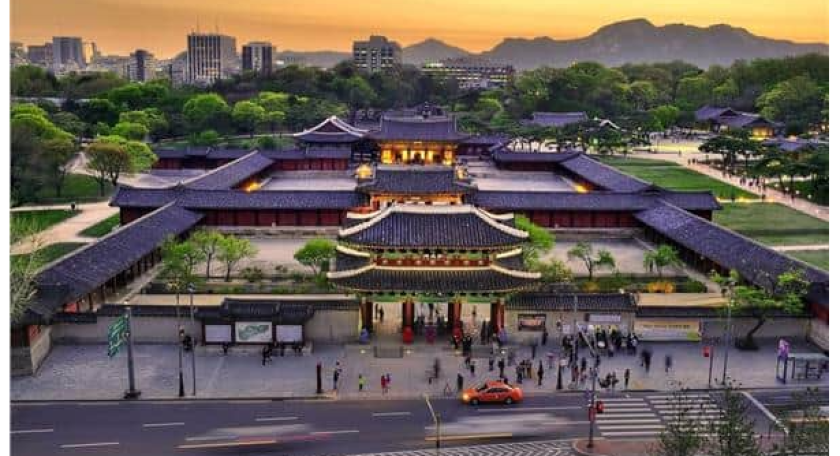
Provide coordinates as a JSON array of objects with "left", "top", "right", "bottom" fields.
[
  {"left": 335, "top": 248, "right": 371, "bottom": 270},
  {"left": 718, "top": 113, "right": 781, "bottom": 129},
  {"left": 635, "top": 202, "right": 828, "bottom": 307},
  {"left": 31, "top": 204, "right": 204, "bottom": 319},
  {"left": 207, "top": 148, "right": 254, "bottom": 159},
  {"left": 559, "top": 154, "right": 652, "bottom": 192},
  {"left": 293, "top": 116, "right": 367, "bottom": 144},
  {"left": 695, "top": 106, "right": 738, "bottom": 121},
  {"left": 357, "top": 165, "right": 474, "bottom": 195},
  {"left": 261, "top": 149, "right": 306, "bottom": 160},
  {"left": 529, "top": 112, "right": 588, "bottom": 128},
  {"left": 492, "top": 150, "right": 579, "bottom": 163},
  {"left": 339, "top": 205, "right": 528, "bottom": 249},
  {"left": 177, "top": 189, "right": 366, "bottom": 210},
  {"left": 304, "top": 146, "right": 353, "bottom": 159},
  {"left": 369, "top": 116, "right": 468, "bottom": 142},
  {"left": 494, "top": 250, "right": 527, "bottom": 270},
  {"left": 762, "top": 138, "right": 826, "bottom": 152},
  {"left": 472, "top": 190, "right": 720, "bottom": 212},
  {"left": 462, "top": 134, "right": 510, "bottom": 146},
  {"left": 635, "top": 306, "right": 809, "bottom": 319},
  {"left": 507, "top": 293, "right": 637, "bottom": 312},
  {"left": 111, "top": 187, "right": 181, "bottom": 207},
  {"left": 184, "top": 152, "right": 275, "bottom": 190},
  {"left": 329, "top": 266, "right": 539, "bottom": 293}
]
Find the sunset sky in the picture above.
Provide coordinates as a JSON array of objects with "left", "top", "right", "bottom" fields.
[{"left": 11, "top": 0, "right": 829, "bottom": 59}]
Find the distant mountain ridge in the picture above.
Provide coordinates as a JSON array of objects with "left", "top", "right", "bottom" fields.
[{"left": 276, "top": 19, "right": 827, "bottom": 69}]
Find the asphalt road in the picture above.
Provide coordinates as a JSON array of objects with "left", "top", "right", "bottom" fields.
[{"left": 11, "top": 387, "right": 825, "bottom": 456}]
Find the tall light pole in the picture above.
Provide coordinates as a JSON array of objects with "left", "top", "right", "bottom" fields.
[
  {"left": 721, "top": 278, "right": 735, "bottom": 384},
  {"left": 169, "top": 280, "right": 184, "bottom": 398},
  {"left": 188, "top": 282, "right": 197, "bottom": 396}
]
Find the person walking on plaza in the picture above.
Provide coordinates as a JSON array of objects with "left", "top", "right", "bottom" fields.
[
  {"left": 470, "top": 361, "right": 476, "bottom": 377},
  {"left": 498, "top": 359, "right": 505, "bottom": 379},
  {"left": 624, "top": 368, "right": 630, "bottom": 390},
  {"left": 537, "top": 361, "right": 544, "bottom": 387},
  {"left": 380, "top": 375, "right": 387, "bottom": 395},
  {"left": 358, "top": 374, "right": 366, "bottom": 392},
  {"left": 333, "top": 369, "right": 340, "bottom": 391},
  {"left": 456, "top": 373, "right": 464, "bottom": 391},
  {"left": 665, "top": 355, "right": 673, "bottom": 373},
  {"left": 489, "top": 356, "right": 494, "bottom": 372}
]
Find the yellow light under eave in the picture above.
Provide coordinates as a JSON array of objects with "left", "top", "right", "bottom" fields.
[
  {"left": 574, "top": 184, "right": 589, "bottom": 193},
  {"left": 244, "top": 181, "right": 261, "bottom": 193}
]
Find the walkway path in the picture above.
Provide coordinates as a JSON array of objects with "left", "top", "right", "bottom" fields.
[
  {"left": 773, "top": 244, "right": 829, "bottom": 252},
  {"left": 11, "top": 201, "right": 118, "bottom": 255},
  {"left": 634, "top": 146, "right": 829, "bottom": 222}
]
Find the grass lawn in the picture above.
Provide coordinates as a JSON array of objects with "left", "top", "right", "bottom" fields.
[
  {"left": 768, "top": 180, "right": 829, "bottom": 207},
  {"left": 34, "top": 173, "right": 114, "bottom": 203},
  {"left": 79, "top": 214, "right": 121, "bottom": 237},
  {"left": 12, "top": 209, "right": 78, "bottom": 233},
  {"left": 13, "top": 242, "right": 87, "bottom": 269},
  {"left": 598, "top": 156, "right": 756, "bottom": 199},
  {"left": 713, "top": 203, "right": 829, "bottom": 246},
  {"left": 786, "top": 250, "right": 829, "bottom": 271}
]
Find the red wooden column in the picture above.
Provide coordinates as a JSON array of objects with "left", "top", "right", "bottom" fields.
[
  {"left": 360, "top": 297, "right": 374, "bottom": 332},
  {"left": 489, "top": 298, "right": 505, "bottom": 334},
  {"left": 450, "top": 300, "right": 462, "bottom": 332},
  {"left": 401, "top": 299, "right": 415, "bottom": 328}
]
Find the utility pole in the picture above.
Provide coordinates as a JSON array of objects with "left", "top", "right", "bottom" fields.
[
  {"left": 571, "top": 294, "right": 579, "bottom": 363},
  {"left": 722, "top": 281, "right": 734, "bottom": 383},
  {"left": 588, "top": 366, "right": 597, "bottom": 449},
  {"left": 174, "top": 284, "right": 184, "bottom": 398},
  {"left": 424, "top": 394, "right": 441, "bottom": 455},
  {"left": 123, "top": 306, "right": 141, "bottom": 399},
  {"left": 707, "top": 346, "right": 715, "bottom": 388}
]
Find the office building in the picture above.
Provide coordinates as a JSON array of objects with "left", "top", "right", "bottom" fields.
[
  {"left": 83, "top": 42, "right": 100, "bottom": 64},
  {"left": 422, "top": 57, "right": 514, "bottom": 90},
  {"left": 52, "top": 36, "right": 86, "bottom": 69},
  {"left": 242, "top": 41, "right": 275, "bottom": 74},
  {"left": 353, "top": 35, "right": 401, "bottom": 72},
  {"left": 187, "top": 33, "right": 238, "bottom": 85},
  {"left": 27, "top": 43, "right": 52, "bottom": 67},
  {"left": 127, "top": 49, "right": 157, "bottom": 82}
]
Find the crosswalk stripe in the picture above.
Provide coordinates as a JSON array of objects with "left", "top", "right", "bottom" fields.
[
  {"left": 601, "top": 430, "right": 661, "bottom": 436},
  {"left": 599, "top": 398, "right": 647, "bottom": 402},
  {"left": 647, "top": 394, "right": 709, "bottom": 399},
  {"left": 599, "top": 413, "right": 657, "bottom": 418},
  {"left": 598, "top": 424, "right": 665, "bottom": 430},
  {"left": 597, "top": 419, "right": 661, "bottom": 424},
  {"left": 601, "top": 402, "right": 650, "bottom": 408},
  {"left": 597, "top": 408, "right": 651, "bottom": 412}
]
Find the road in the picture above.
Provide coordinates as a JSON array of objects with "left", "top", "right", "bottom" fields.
[{"left": 11, "top": 388, "right": 825, "bottom": 456}]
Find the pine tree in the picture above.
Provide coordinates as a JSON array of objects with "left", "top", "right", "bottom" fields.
[
  {"left": 707, "top": 382, "right": 762, "bottom": 456},
  {"left": 654, "top": 385, "right": 707, "bottom": 456}
]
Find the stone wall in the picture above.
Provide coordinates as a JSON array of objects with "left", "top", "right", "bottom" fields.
[
  {"left": 504, "top": 309, "right": 635, "bottom": 345},
  {"left": 52, "top": 317, "right": 201, "bottom": 344},
  {"left": 700, "top": 317, "right": 810, "bottom": 339},
  {"left": 807, "top": 318, "right": 829, "bottom": 351},
  {"left": 11, "top": 326, "right": 52, "bottom": 377}
]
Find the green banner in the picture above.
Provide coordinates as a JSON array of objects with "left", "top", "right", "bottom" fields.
[{"left": 107, "top": 315, "right": 128, "bottom": 358}]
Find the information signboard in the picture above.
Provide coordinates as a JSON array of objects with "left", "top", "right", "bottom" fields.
[{"left": 235, "top": 322, "right": 272, "bottom": 343}]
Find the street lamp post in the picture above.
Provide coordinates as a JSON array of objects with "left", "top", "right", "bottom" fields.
[
  {"left": 188, "top": 283, "right": 197, "bottom": 396},
  {"left": 722, "top": 289, "right": 733, "bottom": 383},
  {"left": 171, "top": 282, "right": 184, "bottom": 398}
]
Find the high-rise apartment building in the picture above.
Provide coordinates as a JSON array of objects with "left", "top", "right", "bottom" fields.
[
  {"left": 52, "top": 36, "right": 86, "bottom": 70},
  {"left": 11, "top": 42, "right": 28, "bottom": 67},
  {"left": 27, "top": 43, "right": 53, "bottom": 67},
  {"left": 422, "top": 57, "right": 514, "bottom": 90},
  {"left": 242, "top": 41, "right": 275, "bottom": 74},
  {"left": 352, "top": 35, "right": 401, "bottom": 73},
  {"left": 187, "top": 33, "right": 238, "bottom": 85},
  {"left": 128, "top": 49, "right": 157, "bottom": 82}
]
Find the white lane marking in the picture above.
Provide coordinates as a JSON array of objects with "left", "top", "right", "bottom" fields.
[
  {"left": 255, "top": 416, "right": 299, "bottom": 422},
  {"left": 142, "top": 422, "right": 185, "bottom": 428},
  {"left": 185, "top": 435, "right": 236, "bottom": 442},
  {"left": 658, "top": 409, "right": 720, "bottom": 415},
  {"left": 11, "top": 428, "right": 54, "bottom": 434},
  {"left": 742, "top": 391, "right": 785, "bottom": 432},
  {"left": 596, "top": 408, "right": 651, "bottom": 413},
  {"left": 227, "top": 400, "right": 271, "bottom": 404},
  {"left": 75, "top": 402, "right": 120, "bottom": 406},
  {"left": 647, "top": 394, "right": 709, "bottom": 399},
  {"left": 600, "top": 403, "right": 651, "bottom": 408},
  {"left": 599, "top": 413, "right": 657, "bottom": 418},
  {"left": 599, "top": 398, "right": 647, "bottom": 402},
  {"left": 60, "top": 442, "right": 120, "bottom": 448},
  {"left": 178, "top": 440, "right": 276, "bottom": 449},
  {"left": 372, "top": 412, "right": 412, "bottom": 417},
  {"left": 310, "top": 430, "right": 360, "bottom": 435}
]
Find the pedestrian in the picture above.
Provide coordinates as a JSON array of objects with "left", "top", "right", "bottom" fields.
[
  {"left": 472, "top": 305, "right": 477, "bottom": 320},
  {"left": 489, "top": 356, "right": 495, "bottom": 372},
  {"left": 665, "top": 355, "right": 673, "bottom": 373},
  {"left": 531, "top": 342, "right": 537, "bottom": 360},
  {"left": 457, "top": 373, "right": 464, "bottom": 391},
  {"left": 386, "top": 373, "right": 391, "bottom": 392},
  {"left": 358, "top": 374, "right": 366, "bottom": 392},
  {"left": 333, "top": 369, "right": 340, "bottom": 391},
  {"left": 516, "top": 366, "right": 523, "bottom": 384},
  {"left": 498, "top": 359, "right": 505, "bottom": 379},
  {"left": 610, "top": 372, "right": 618, "bottom": 391},
  {"left": 572, "top": 365, "right": 579, "bottom": 384},
  {"left": 470, "top": 361, "right": 476, "bottom": 377},
  {"left": 380, "top": 375, "right": 387, "bottom": 395},
  {"left": 542, "top": 328, "right": 548, "bottom": 346},
  {"left": 537, "top": 361, "right": 544, "bottom": 387},
  {"left": 464, "top": 354, "right": 471, "bottom": 369},
  {"left": 624, "top": 368, "right": 630, "bottom": 389},
  {"left": 581, "top": 357, "right": 587, "bottom": 373},
  {"left": 261, "top": 345, "right": 270, "bottom": 366},
  {"left": 595, "top": 354, "right": 601, "bottom": 369}
]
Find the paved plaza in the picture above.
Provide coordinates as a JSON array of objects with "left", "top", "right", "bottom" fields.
[{"left": 12, "top": 338, "right": 827, "bottom": 401}]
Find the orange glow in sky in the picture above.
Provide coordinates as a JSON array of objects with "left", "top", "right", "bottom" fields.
[{"left": 11, "top": 0, "right": 828, "bottom": 58}]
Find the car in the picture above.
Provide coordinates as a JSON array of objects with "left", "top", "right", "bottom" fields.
[{"left": 461, "top": 381, "right": 523, "bottom": 405}]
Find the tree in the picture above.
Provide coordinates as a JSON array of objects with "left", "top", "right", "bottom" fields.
[
  {"left": 12, "top": 103, "right": 49, "bottom": 118},
  {"left": 650, "top": 105, "right": 680, "bottom": 131},
  {"left": 42, "top": 137, "right": 77, "bottom": 197},
  {"left": 96, "top": 135, "right": 157, "bottom": 173},
  {"left": 534, "top": 259, "right": 574, "bottom": 284},
  {"left": 264, "top": 110, "right": 286, "bottom": 134},
  {"left": 513, "top": 215, "right": 554, "bottom": 267},
  {"left": 654, "top": 385, "right": 708, "bottom": 456},
  {"left": 707, "top": 382, "right": 762, "bottom": 456},
  {"left": 50, "top": 111, "right": 87, "bottom": 140},
  {"left": 713, "top": 269, "right": 809, "bottom": 349},
  {"left": 86, "top": 141, "right": 131, "bottom": 195},
  {"left": 189, "top": 229, "right": 226, "bottom": 279},
  {"left": 160, "top": 235, "right": 202, "bottom": 292},
  {"left": 11, "top": 65, "right": 59, "bottom": 96},
  {"left": 217, "top": 236, "right": 258, "bottom": 281},
  {"left": 119, "top": 109, "right": 169, "bottom": 139},
  {"left": 567, "top": 241, "right": 616, "bottom": 281},
  {"left": 774, "top": 388, "right": 829, "bottom": 456},
  {"left": 231, "top": 101, "right": 266, "bottom": 137},
  {"left": 643, "top": 245, "right": 682, "bottom": 278},
  {"left": 182, "top": 93, "right": 230, "bottom": 133},
  {"left": 11, "top": 217, "right": 45, "bottom": 323},
  {"left": 294, "top": 238, "right": 337, "bottom": 275},
  {"left": 110, "top": 121, "right": 149, "bottom": 141},
  {"left": 191, "top": 129, "right": 222, "bottom": 147},
  {"left": 757, "top": 75, "right": 826, "bottom": 132},
  {"left": 675, "top": 75, "right": 713, "bottom": 111},
  {"left": 75, "top": 98, "right": 120, "bottom": 127}
]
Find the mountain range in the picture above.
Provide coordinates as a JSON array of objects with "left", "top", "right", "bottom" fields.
[{"left": 280, "top": 19, "right": 828, "bottom": 70}]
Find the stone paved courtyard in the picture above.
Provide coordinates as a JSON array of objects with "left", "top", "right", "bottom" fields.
[{"left": 12, "top": 338, "right": 826, "bottom": 401}]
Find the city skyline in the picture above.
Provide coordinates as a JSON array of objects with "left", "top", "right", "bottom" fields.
[{"left": 11, "top": 0, "right": 828, "bottom": 58}]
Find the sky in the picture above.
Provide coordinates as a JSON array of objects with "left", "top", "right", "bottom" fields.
[{"left": 11, "top": 0, "right": 829, "bottom": 59}]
